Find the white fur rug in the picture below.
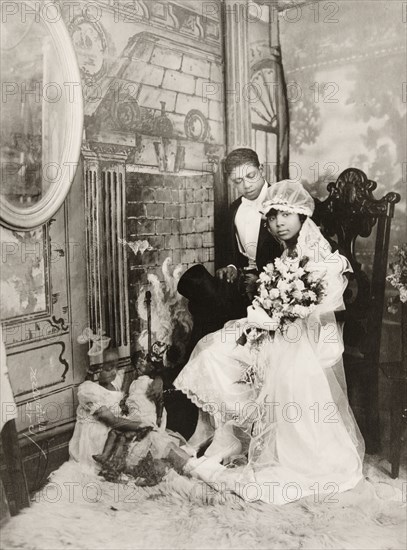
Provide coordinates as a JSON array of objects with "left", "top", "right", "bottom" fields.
[{"left": 2, "top": 455, "right": 406, "bottom": 550}]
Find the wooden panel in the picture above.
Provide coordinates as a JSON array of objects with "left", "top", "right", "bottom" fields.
[
  {"left": 7, "top": 336, "right": 72, "bottom": 398},
  {"left": 1, "top": 206, "right": 69, "bottom": 349},
  {"left": 14, "top": 387, "right": 75, "bottom": 437}
]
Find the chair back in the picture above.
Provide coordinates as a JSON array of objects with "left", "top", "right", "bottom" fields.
[{"left": 314, "top": 168, "right": 400, "bottom": 361}]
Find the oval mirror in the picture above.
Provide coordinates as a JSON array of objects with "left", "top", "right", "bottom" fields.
[{"left": 0, "top": 1, "right": 83, "bottom": 229}]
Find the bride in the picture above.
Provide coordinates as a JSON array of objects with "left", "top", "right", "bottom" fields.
[{"left": 174, "top": 180, "right": 365, "bottom": 505}]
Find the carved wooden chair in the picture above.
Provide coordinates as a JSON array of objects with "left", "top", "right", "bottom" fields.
[
  {"left": 313, "top": 168, "right": 401, "bottom": 453},
  {"left": 385, "top": 301, "right": 407, "bottom": 478}
]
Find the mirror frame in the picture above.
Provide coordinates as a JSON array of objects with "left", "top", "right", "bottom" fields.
[{"left": 0, "top": 7, "right": 83, "bottom": 230}]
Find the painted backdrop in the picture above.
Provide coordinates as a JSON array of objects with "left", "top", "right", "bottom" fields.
[{"left": 280, "top": 0, "right": 406, "bottom": 245}]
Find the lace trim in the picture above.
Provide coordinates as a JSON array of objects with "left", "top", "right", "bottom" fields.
[
  {"left": 174, "top": 382, "right": 211, "bottom": 412},
  {"left": 175, "top": 380, "right": 254, "bottom": 429}
]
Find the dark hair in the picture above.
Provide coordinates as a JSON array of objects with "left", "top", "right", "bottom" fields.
[
  {"left": 224, "top": 148, "right": 260, "bottom": 177},
  {"left": 265, "top": 208, "right": 278, "bottom": 219},
  {"left": 265, "top": 209, "right": 307, "bottom": 224}
]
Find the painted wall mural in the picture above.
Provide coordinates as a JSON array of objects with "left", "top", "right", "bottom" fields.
[
  {"left": 84, "top": 31, "right": 223, "bottom": 146},
  {"left": 280, "top": 0, "right": 406, "bottom": 245}
]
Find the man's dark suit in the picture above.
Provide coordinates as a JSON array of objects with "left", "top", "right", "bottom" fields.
[{"left": 224, "top": 196, "right": 282, "bottom": 274}]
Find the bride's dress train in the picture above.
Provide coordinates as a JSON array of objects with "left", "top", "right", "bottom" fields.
[{"left": 174, "top": 218, "right": 365, "bottom": 505}]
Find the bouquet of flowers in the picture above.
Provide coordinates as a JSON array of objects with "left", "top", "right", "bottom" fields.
[
  {"left": 252, "top": 256, "right": 326, "bottom": 332},
  {"left": 236, "top": 256, "right": 326, "bottom": 387},
  {"left": 387, "top": 243, "right": 407, "bottom": 313}
]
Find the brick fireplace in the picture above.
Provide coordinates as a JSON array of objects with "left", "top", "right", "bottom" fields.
[{"left": 126, "top": 169, "right": 215, "bottom": 347}]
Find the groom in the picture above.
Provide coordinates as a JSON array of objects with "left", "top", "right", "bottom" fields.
[
  {"left": 216, "top": 148, "right": 281, "bottom": 314},
  {"left": 185, "top": 149, "right": 282, "bottom": 457}
]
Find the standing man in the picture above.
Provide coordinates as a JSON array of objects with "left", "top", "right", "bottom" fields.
[
  {"left": 217, "top": 148, "right": 281, "bottom": 310},
  {"left": 180, "top": 149, "right": 282, "bottom": 456}
]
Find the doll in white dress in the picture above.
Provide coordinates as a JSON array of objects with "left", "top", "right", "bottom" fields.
[
  {"left": 70, "top": 349, "right": 190, "bottom": 483},
  {"left": 69, "top": 349, "right": 136, "bottom": 473}
]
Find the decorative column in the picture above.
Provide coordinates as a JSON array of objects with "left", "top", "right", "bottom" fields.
[
  {"left": 224, "top": 0, "right": 252, "bottom": 152},
  {"left": 270, "top": 3, "right": 290, "bottom": 180},
  {"left": 82, "top": 144, "right": 131, "bottom": 359}
]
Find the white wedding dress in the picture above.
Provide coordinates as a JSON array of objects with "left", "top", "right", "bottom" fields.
[{"left": 174, "top": 219, "right": 365, "bottom": 505}]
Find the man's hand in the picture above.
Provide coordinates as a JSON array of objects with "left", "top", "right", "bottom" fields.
[{"left": 216, "top": 265, "right": 238, "bottom": 283}]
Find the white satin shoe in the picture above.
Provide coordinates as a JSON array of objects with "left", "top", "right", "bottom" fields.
[
  {"left": 184, "top": 456, "right": 225, "bottom": 481},
  {"left": 204, "top": 424, "right": 242, "bottom": 464}
]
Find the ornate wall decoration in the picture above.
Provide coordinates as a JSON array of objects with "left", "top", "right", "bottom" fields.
[
  {"left": 150, "top": 2, "right": 178, "bottom": 28},
  {"left": 93, "top": 93, "right": 174, "bottom": 138},
  {"left": 172, "top": 5, "right": 204, "bottom": 39},
  {"left": 82, "top": 141, "right": 133, "bottom": 160},
  {"left": 111, "top": 0, "right": 149, "bottom": 22},
  {"left": 204, "top": 143, "right": 223, "bottom": 174},
  {"left": 151, "top": 2, "right": 167, "bottom": 20},
  {"left": 250, "top": 67, "right": 278, "bottom": 131},
  {"left": 110, "top": 95, "right": 141, "bottom": 131},
  {"left": 153, "top": 139, "right": 185, "bottom": 172},
  {"left": 250, "top": 41, "right": 279, "bottom": 67},
  {"left": 205, "top": 19, "right": 220, "bottom": 41},
  {"left": 184, "top": 110, "right": 209, "bottom": 142},
  {"left": 152, "top": 102, "right": 174, "bottom": 138},
  {"left": 250, "top": 41, "right": 290, "bottom": 181},
  {"left": 69, "top": 17, "right": 107, "bottom": 83}
]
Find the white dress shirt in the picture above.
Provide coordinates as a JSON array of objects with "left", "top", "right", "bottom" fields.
[{"left": 234, "top": 182, "right": 268, "bottom": 270}]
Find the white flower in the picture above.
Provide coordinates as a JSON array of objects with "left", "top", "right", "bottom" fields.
[
  {"left": 277, "top": 279, "right": 290, "bottom": 293},
  {"left": 284, "top": 272, "right": 295, "bottom": 282},
  {"left": 274, "top": 258, "right": 288, "bottom": 275},
  {"left": 291, "top": 290, "right": 303, "bottom": 301},
  {"left": 294, "top": 279, "right": 305, "bottom": 292},
  {"left": 259, "top": 272, "right": 270, "bottom": 283},
  {"left": 263, "top": 297, "right": 273, "bottom": 309},
  {"left": 269, "top": 288, "right": 280, "bottom": 300},
  {"left": 260, "top": 288, "right": 269, "bottom": 300},
  {"left": 279, "top": 291, "right": 289, "bottom": 303}
]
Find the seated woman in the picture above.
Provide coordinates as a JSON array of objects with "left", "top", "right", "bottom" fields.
[
  {"left": 174, "top": 180, "right": 365, "bottom": 505},
  {"left": 69, "top": 348, "right": 191, "bottom": 484}
]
